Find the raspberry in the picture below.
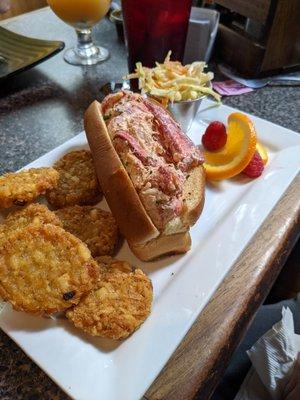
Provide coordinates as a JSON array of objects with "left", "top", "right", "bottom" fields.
[
  {"left": 202, "top": 121, "right": 227, "bottom": 151},
  {"left": 243, "top": 151, "right": 264, "bottom": 178}
]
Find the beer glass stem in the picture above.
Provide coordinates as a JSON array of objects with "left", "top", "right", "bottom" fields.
[
  {"left": 63, "top": 26, "right": 109, "bottom": 66},
  {"left": 76, "top": 29, "right": 99, "bottom": 59}
]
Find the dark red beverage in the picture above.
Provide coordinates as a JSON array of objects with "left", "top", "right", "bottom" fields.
[{"left": 121, "top": 0, "right": 192, "bottom": 72}]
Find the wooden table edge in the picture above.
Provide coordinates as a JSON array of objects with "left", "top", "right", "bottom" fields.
[
  {"left": 144, "top": 173, "right": 300, "bottom": 400},
  {"left": 0, "top": 6, "right": 49, "bottom": 26}
]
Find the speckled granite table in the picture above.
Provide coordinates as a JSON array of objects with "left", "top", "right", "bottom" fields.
[{"left": 0, "top": 7, "right": 300, "bottom": 400}]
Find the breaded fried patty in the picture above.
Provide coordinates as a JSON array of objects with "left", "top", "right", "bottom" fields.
[
  {"left": 0, "top": 226, "right": 5, "bottom": 248},
  {"left": 0, "top": 203, "right": 61, "bottom": 247},
  {"left": 0, "top": 168, "right": 59, "bottom": 209},
  {"left": 0, "top": 224, "right": 100, "bottom": 314},
  {"left": 66, "top": 259, "right": 153, "bottom": 339},
  {"left": 46, "top": 150, "right": 101, "bottom": 208},
  {"left": 55, "top": 206, "right": 118, "bottom": 257},
  {"left": 4, "top": 203, "right": 61, "bottom": 231},
  {"left": 95, "top": 256, "right": 132, "bottom": 273}
]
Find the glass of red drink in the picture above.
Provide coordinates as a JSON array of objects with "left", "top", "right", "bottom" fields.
[{"left": 121, "top": 0, "right": 192, "bottom": 72}]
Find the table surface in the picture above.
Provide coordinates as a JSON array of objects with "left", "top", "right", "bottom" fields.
[{"left": 0, "top": 7, "right": 300, "bottom": 400}]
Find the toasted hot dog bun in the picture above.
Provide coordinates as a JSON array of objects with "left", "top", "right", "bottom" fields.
[
  {"left": 84, "top": 101, "right": 160, "bottom": 245},
  {"left": 84, "top": 98, "right": 205, "bottom": 261},
  {"left": 128, "top": 231, "right": 192, "bottom": 261}
]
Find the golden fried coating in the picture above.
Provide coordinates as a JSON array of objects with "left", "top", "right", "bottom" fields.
[
  {"left": 55, "top": 206, "right": 118, "bottom": 257},
  {"left": 0, "top": 225, "right": 5, "bottom": 248},
  {"left": 46, "top": 150, "right": 101, "bottom": 208},
  {"left": 95, "top": 256, "right": 132, "bottom": 273},
  {"left": 0, "top": 168, "right": 59, "bottom": 209},
  {"left": 0, "top": 224, "right": 100, "bottom": 314},
  {"left": 66, "top": 260, "right": 153, "bottom": 339},
  {"left": 0, "top": 203, "right": 61, "bottom": 248},
  {"left": 4, "top": 203, "right": 61, "bottom": 232}
]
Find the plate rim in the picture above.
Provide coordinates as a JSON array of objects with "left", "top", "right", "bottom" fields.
[{"left": 1, "top": 100, "right": 300, "bottom": 400}]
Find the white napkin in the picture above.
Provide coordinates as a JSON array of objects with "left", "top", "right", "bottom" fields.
[{"left": 235, "top": 307, "right": 300, "bottom": 400}]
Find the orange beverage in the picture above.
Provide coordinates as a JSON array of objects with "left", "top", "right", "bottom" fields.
[
  {"left": 48, "top": 0, "right": 111, "bottom": 65},
  {"left": 47, "top": 0, "right": 111, "bottom": 29}
]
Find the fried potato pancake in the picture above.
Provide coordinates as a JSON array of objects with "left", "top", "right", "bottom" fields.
[
  {"left": 66, "top": 259, "right": 153, "bottom": 339},
  {"left": 46, "top": 150, "right": 101, "bottom": 208},
  {"left": 0, "top": 224, "right": 100, "bottom": 314},
  {"left": 5, "top": 203, "right": 61, "bottom": 231},
  {"left": 0, "top": 226, "right": 5, "bottom": 248},
  {"left": 0, "top": 168, "right": 59, "bottom": 209},
  {"left": 55, "top": 206, "right": 118, "bottom": 257},
  {"left": 0, "top": 203, "right": 61, "bottom": 247},
  {"left": 95, "top": 256, "right": 132, "bottom": 273}
]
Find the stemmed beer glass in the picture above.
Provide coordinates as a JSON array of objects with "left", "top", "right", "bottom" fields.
[{"left": 48, "top": 0, "right": 111, "bottom": 65}]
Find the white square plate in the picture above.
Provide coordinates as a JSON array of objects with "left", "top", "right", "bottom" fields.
[{"left": 1, "top": 100, "right": 300, "bottom": 400}]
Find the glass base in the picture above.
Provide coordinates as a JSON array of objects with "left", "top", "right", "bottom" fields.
[{"left": 64, "top": 46, "right": 110, "bottom": 66}]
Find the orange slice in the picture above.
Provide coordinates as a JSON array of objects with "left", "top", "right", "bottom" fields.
[
  {"left": 203, "top": 113, "right": 257, "bottom": 180},
  {"left": 256, "top": 142, "right": 268, "bottom": 165}
]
